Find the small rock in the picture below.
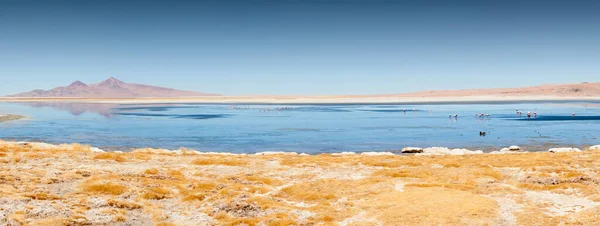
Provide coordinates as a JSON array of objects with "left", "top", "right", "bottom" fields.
[
  {"left": 416, "top": 147, "right": 482, "bottom": 156},
  {"left": 448, "top": 149, "right": 483, "bottom": 155},
  {"left": 509, "top": 146, "right": 521, "bottom": 151},
  {"left": 490, "top": 147, "right": 529, "bottom": 154},
  {"left": 197, "top": 152, "right": 238, "bottom": 155},
  {"left": 254, "top": 151, "right": 298, "bottom": 155},
  {"left": 548, "top": 147, "right": 581, "bottom": 153},
  {"left": 90, "top": 147, "right": 105, "bottom": 153},
  {"left": 401, "top": 147, "right": 424, "bottom": 153},
  {"left": 331, "top": 152, "right": 356, "bottom": 156},
  {"left": 422, "top": 147, "right": 450, "bottom": 155}
]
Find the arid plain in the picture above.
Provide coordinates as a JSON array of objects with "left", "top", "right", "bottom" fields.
[{"left": 2, "top": 142, "right": 600, "bottom": 225}]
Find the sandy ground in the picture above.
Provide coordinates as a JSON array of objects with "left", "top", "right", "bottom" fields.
[
  {"left": 0, "top": 114, "right": 25, "bottom": 122},
  {"left": 2, "top": 142, "right": 600, "bottom": 225}
]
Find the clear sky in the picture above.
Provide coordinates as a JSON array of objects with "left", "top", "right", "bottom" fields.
[{"left": 1, "top": 0, "right": 599, "bottom": 96}]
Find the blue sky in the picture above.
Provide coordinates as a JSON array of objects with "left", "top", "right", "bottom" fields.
[{"left": 0, "top": 0, "right": 599, "bottom": 95}]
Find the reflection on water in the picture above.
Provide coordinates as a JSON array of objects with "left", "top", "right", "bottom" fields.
[
  {"left": 113, "top": 112, "right": 230, "bottom": 120},
  {"left": 20, "top": 102, "right": 209, "bottom": 118},
  {"left": 360, "top": 109, "right": 424, "bottom": 113},
  {"left": 113, "top": 106, "right": 200, "bottom": 112},
  {"left": 22, "top": 102, "right": 118, "bottom": 117},
  {"left": 1, "top": 102, "right": 600, "bottom": 153}
]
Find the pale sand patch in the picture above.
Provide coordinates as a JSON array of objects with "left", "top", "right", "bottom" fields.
[
  {"left": 524, "top": 191, "right": 600, "bottom": 216},
  {"left": 488, "top": 195, "right": 524, "bottom": 226},
  {"left": 339, "top": 211, "right": 382, "bottom": 226},
  {"left": 394, "top": 181, "right": 405, "bottom": 192}
]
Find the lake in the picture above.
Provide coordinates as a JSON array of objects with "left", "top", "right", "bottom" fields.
[{"left": 1, "top": 102, "right": 599, "bottom": 153}]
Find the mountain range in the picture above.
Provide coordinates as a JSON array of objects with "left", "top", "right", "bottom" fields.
[
  {"left": 8, "top": 77, "right": 219, "bottom": 98},
  {"left": 7, "top": 77, "right": 600, "bottom": 100}
]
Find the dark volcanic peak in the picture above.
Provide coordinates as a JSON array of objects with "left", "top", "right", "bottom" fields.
[{"left": 8, "top": 77, "right": 220, "bottom": 98}]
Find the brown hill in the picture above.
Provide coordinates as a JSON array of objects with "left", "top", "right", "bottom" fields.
[
  {"left": 8, "top": 77, "right": 220, "bottom": 98},
  {"left": 389, "top": 82, "right": 600, "bottom": 97}
]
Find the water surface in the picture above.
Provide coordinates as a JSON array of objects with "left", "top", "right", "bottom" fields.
[{"left": 1, "top": 102, "right": 599, "bottom": 153}]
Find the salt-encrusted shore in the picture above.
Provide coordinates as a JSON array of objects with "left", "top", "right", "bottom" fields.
[{"left": 2, "top": 141, "right": 600, "bottom": 225}]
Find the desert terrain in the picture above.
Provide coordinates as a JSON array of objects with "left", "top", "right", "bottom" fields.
[
  {"left": 2, "top": 141, "right": 600, "bottom": 225},
  {"left": 2, "top": 82, "right": 600, "bottom": 104}
]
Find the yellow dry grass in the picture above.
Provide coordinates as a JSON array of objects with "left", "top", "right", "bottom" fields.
[
  {"left": 81, "top": 180, "right": 127, "bottom": 195},
  {"left": 141, "top": 187, "right": 174, "bottom": 200},
  {"left": 107, "top": 199, "right": 142, "bottom": 210},
  {"left": 93, "top": 152, "right": 127, "bottom": 162},
  {"left": 191, "top": 156, "right": 248, "bottom": 166},
  {"left": 368, "top": 187, "right": 498, "bottom": 225},
  {"left": 144, "top": 168, "right": 159, "bottom": 175},
  {"left": 23, "top": 192, "right": 61, "bottom": 200},
  {"left": 2, "top": 140, "right": 600, "bottom": 225}
]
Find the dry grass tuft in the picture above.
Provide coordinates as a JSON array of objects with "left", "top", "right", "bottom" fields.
[
  {"left": 142, "top": 187, "right": 174, "bottom": 200},
  {"left": 127, "top": 152, "right": 153, "bottom": 160},
  {"left": 107, "top": 199, "right": 142, "bottom": 209},
  {"left": 71, "top": 143, "right": 91, "bottom": 152},
  {"left": 27, "top": 218, "right": 69, "bottom": 226},
  {"left": 23, "top": 152, "right": 52, "bottom": 160},
  {"left": 178, "top": 181, "right": 223, "bottom": 202},
  {"left": 81, "top": 180, "right": 127, "bottom": 195},
  {"left": 372, "top": 169, "right": 418, "bottom": 178},
  {"left": 24, "top": 192, "right": 61, "bottom": 200},
  {"left": 191, "top": 182, "right": 219, "bottom": 191},
  {"left": 167, "top": 169, "right": 185, "bottom": 178},
  {"left": 243, "top": 175, "right": 282, "bottom": 186},
  {"left": 156, "top": 222, "right": 177, "bottom": 226},
  {"left": 278, "top": 180, "right": 337, "bottom": 202},
  {"left": 368, "top": 187, "right": 499, "bottom": 225},
  {"left": 114, "top": 214, "right": 127, "bottom": 222},
  {"left": 144, "top": 168, "right": 159, "bottom": 175},
  {"left": 191, "top": 157, "right": 248, "bottom": 166},
  {"left": 93, "top": 152, "right": 127, "bottom": 162}
]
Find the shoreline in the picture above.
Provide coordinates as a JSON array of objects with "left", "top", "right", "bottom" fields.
[
  {"left": 2, "top": 95, "right": 600, "bottom": 104},
  {"left": 3, "top": 140, "right": 599, "bottom": 156},
  {"left": 2, "top": 140, "right": 600, "bottom": 225},
  {"left": 3, "top": 139, "right": 598, "bottom": 157}
]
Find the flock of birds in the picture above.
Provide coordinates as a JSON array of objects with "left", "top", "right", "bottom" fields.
[
  {"left": 224, "top": 105, "right": 582, "bottom": 139},
  {"left": 227, "top": 105, "right": 578, "bottom": 118},
  {"left": 228, "top": 105, "right": 295, "bottom": 112}
]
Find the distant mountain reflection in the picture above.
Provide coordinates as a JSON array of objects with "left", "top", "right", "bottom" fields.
[{"left": 21, "top": 102, "right": 117, "bottom": 117}]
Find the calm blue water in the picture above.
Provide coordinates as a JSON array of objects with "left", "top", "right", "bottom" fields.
[{"left": 1, "top": 102, "right": 600, "bottom": 153}]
